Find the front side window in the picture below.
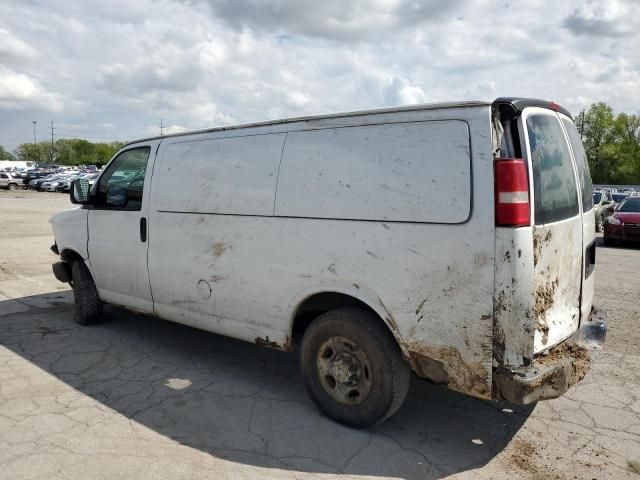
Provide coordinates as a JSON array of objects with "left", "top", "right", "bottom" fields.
[
  {"left": 527, "top": 115, "right": 579, "bottom": 224},
  {"left": 95, "top": 147, "right": 151, "bottom": 210},
  {"left": 593, "top": 192, "right": 602, "bottom": 204}
]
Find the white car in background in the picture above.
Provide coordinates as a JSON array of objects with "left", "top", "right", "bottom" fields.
[{"left": 42, "top": 175, "right": 73, "bottom": 192}]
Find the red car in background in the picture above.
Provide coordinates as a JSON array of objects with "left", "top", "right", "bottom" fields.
[{"left": 603, "top": 196, "right": 640, "bottom": 246}]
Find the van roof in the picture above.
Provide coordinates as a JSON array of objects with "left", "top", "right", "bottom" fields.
[
  {"left": 123, "top": 97, "right": 572, "bottom": 148},
  {"left": 123, "top": 100, "right": 491, "bottom": 147}
]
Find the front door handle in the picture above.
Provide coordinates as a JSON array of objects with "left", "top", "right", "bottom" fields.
[{"left": 140, "top": 217, "right": 147, "bottom": 243}]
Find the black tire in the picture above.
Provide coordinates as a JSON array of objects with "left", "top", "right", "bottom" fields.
[
  {"left": 71, "top": 260, "right": 103, "bottom": 325},
  {"left": 299, "top": 308, "right": 410, "bottom": 428},
  {"left": 603, "top": 236, "right": 612, "bottom": 246}
]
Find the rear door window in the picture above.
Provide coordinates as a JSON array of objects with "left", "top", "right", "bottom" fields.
[
  {"left": 526, "top": 115, "right": 579, "bottom": 224},
  {"left": 561, "top": 118, "right": 593, "bottom": 212}
]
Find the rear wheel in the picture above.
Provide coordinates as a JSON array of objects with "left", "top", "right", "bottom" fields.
[
  {"left": 8, "top": 183, "right": 17, "bottom": 191},
  {"left": 299, "top": 308, "right": 410, "bottom": 428},
  {"left": 71, "top": 260, "right": 103, "bottom": 325}
]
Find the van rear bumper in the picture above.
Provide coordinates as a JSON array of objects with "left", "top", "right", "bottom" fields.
[{"left": 493, "top": 306, "right": 607, "bottom": 404}]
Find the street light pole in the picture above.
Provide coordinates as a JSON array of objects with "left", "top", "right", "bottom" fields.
[{"left": 32, "top": 121, "right": 38, "bottom": 163}]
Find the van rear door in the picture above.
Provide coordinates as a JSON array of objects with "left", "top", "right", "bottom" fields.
[{"left": 521, "top": 108, "right": 583, "bottom": 352}]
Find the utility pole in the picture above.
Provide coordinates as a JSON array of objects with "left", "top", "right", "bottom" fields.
[
  {"left": 32, "top": 120, "right": 38, "bottom": 163},
  {"left": 160, "top": 118, "right": 164, "bottom": 136},
  {"left": 50, "top": 121, "right": 54, "bottom": 163}
]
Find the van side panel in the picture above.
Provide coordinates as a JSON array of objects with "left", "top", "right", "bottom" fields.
[
  {"left": 275, "top": 121, "right": 471, "bottom": 223},
  {"left": 153, "top": 133, "right": 287, "bottom": 216},
  {"left": 147, "top": 105, "right": 496, "bottom": 399}
]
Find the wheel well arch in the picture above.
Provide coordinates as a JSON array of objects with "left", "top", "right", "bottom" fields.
[
  {"left": 59, "top": 249, "right": 99, "bottom": 286},
  {"left": 289, "top": 291, "right": 404, "bottom": 353},
  {"left": 60, "top": 249, "right": 83, "bottom": 263}
]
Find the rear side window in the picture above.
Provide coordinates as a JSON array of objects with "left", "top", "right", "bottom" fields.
[
  {"left": 526, "top": 115, "right": 579, "bottom": 224},
  {"left": 562, "top": 118, "right": 593, "bottom": 212}
]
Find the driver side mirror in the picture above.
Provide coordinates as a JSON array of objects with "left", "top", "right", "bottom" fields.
[{"left": 70, "top": 179, "right": 91, "bottom": 204}]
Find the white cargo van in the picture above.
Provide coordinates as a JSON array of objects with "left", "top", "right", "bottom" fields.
[{"left": 51, "top": 97, "right": 607, "bottom": 427}]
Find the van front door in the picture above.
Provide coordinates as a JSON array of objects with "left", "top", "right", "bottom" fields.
[{"left": 87, "top": 144, "right": 157, "bottom": 312}]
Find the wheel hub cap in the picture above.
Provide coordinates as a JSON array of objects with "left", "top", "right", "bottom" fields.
[{"left": 316, "top": 336, "right": 373, "bottom": 406}]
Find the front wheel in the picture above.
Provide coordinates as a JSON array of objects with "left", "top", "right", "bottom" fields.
[
  {"left": 299, "top": 308, "right": 410, "bottom": 428},
  {"left": 8, "top": 184, "right": 17, "bottom": 191},
  {"left": 71, "top": 260, "right": 103, "bottom": 325}
]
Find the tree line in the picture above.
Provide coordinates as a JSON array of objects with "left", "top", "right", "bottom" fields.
[
  {"left": 577, "top": 103, "right": 640, "bottom": 185},
  {"left": 0, "top": 138, "right": 125, "bottom": 167}
]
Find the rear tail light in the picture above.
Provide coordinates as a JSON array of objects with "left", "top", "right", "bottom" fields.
[{"left": 495, "top": 158, "right": 530, "bottom": 227}]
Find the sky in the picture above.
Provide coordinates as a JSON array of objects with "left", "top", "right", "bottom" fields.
[{"left": 0, "top": 0, "right": 639, "bottom": 152}]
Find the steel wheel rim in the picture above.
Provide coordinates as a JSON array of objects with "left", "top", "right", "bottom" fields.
[{"left": 316, "top": 335, "right": 373, "bottom": 406}]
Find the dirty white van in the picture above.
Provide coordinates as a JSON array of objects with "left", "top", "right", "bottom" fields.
[{"left": 50, "top": 97, "right": 607, "bottom": 427}]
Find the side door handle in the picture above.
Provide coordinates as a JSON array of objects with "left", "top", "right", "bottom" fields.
[{"left": 140, "top": 217, "right": 147, "bottom": 243}]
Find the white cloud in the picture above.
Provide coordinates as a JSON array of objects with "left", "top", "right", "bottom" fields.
[
  {"left": 204, "top": 0, "right": 465, "bottom": 41},
  {"left": 0, "top": 28, "right": 37, "bottom": 62},
  {"left": 0, "top": 66, "right": 63, "bottom": 112},
  {"left": 383, "top": 77, "right": 427, "bottom": 105},
  {"left": 564, "top": 1, "right": 640, "bottom": 37}
]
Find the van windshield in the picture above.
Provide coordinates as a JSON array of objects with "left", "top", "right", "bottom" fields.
[{"left": 527, "top": 115, "right": 579, "bottom": 224}]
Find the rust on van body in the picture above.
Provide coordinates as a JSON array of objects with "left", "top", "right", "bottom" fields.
[
  {"left": 376, "top": 296, "right": 400, "bottom": 336},
  {"left": 255, "top": 335, "right": 290, "bottom": 351},
  {"left": 408, "top": 344, "right": 491, "bottom": 399}
]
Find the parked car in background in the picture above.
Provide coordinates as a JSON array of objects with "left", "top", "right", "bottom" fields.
[
  {"left": 56, "top": 175, "right": 81, "bottom": 193},
  {"left": 30, "top": 174, "right": 61, "bottom": 190},
  {"left": 0, "top": 172, "right": 21, "bottom": 190},
  {"left": 56, "top": 173, "right": 91, "bottom": 193},
  {"left": 85, "top": 173, "right": 100, "bottom": 187},
  {"left": 603, "top": 196, "right": 640, "bottom": 245},
  {"left": 24, "top": 170, "right": 51, "bottom": 185},
  {"left": 611, "top": 192, "right": 629, "bottom": 206},
  {"left": 41, "top": 175, "right": 72, "bottom": 192},
  {"left": 593, "top": 190, "right": 615, "bottom": 232}
]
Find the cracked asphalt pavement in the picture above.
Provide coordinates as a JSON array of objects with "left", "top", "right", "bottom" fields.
[{"left": 1, "top": 190, "right": 639, "bottom": 479}]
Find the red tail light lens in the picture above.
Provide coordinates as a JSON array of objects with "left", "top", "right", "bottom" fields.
[{"left": 495, "top": 158, "right": 530, "bottom": 227}]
